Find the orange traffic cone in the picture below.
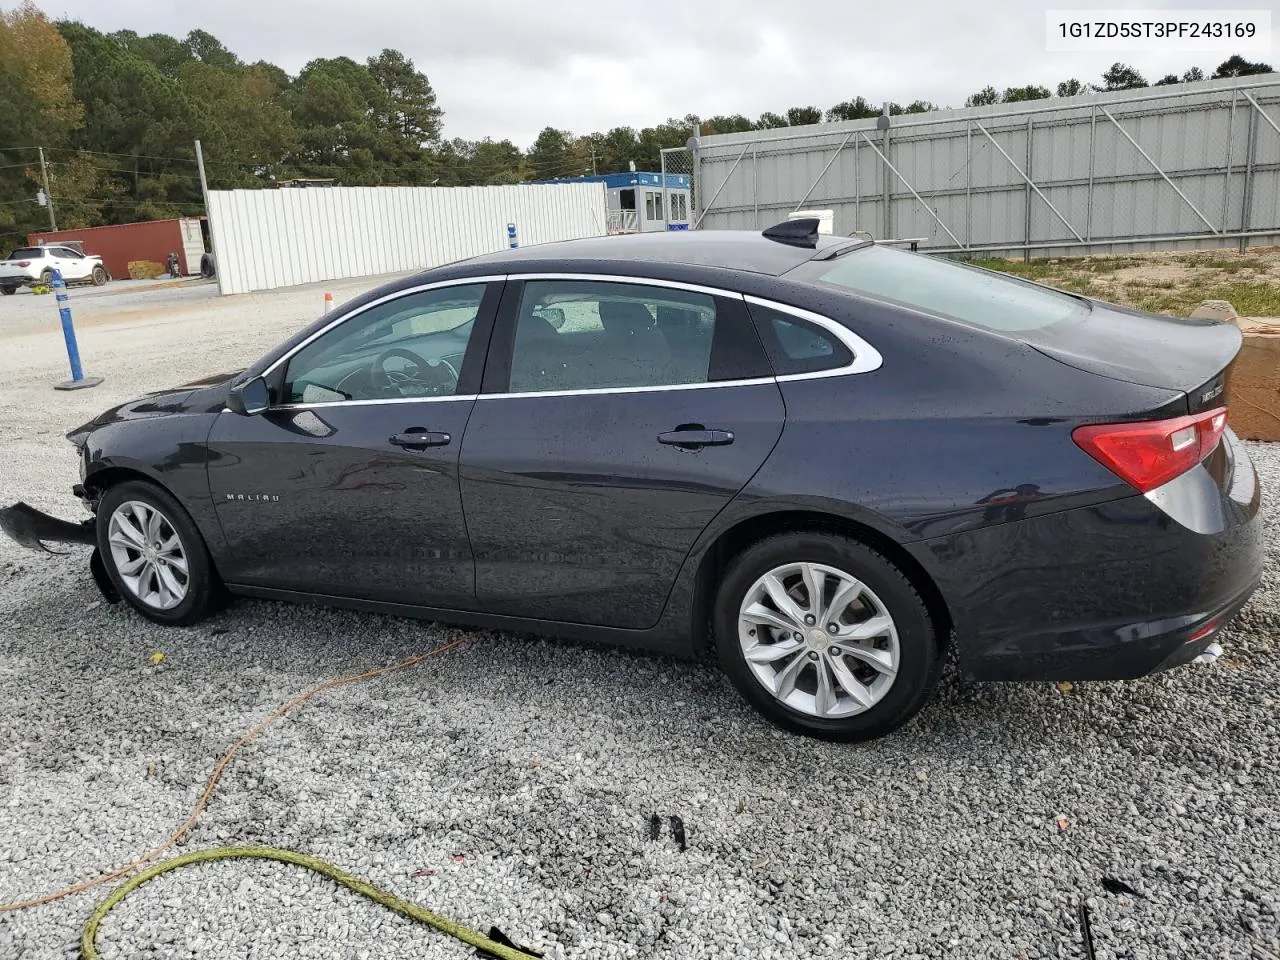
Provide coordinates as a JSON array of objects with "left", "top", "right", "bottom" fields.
[{"left": 323, "top": 291, "right": 334, "bottom": 313}]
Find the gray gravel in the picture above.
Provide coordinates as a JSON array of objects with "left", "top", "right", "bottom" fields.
[{"left": 1, "top": 284, "right": 1279, "bottom": 959}]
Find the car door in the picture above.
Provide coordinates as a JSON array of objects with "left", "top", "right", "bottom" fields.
[
  {"left": 51, "top": 247, "right": 90, "bottom": 281},
  {"left": 458, "top": 275, "right": 786, "bottom": 628},
  {"left": 205, "top": 279, "right": 502, "bottom": 607}
]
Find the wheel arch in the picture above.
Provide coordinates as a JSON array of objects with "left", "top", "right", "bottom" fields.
[{"left": 689, "top": 509, "right": 954, "bottom": 658}]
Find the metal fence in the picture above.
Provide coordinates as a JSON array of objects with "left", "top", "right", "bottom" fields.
[
  {"left": 694, "top": 76, "right": 1280, "bottom": 257},
  {"left": 206, "top": 182, "right": 607, "bottom": 295},
  {"left": 660, "top": 146, "right": 696, "bottom": 230}
]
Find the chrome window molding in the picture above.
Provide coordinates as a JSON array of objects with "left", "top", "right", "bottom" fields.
[
  {"left": 242, "top": 271, "right": 883, "bottom": 412},
  {"left": 743, "top": 294, "right": 884, "bottom": 380},
  {"left": 272, "top": 394, "right": 480, "bottom": 411},
  {"left": 259, "top": 275, "right": 508, "bottom": 380}
]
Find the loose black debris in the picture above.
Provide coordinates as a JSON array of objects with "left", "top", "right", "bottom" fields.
[
  {"left": 476, "top": 926, "right": 544, "bottom": 959},
  {"left": 670, "top": 815, "right": 687, "bottom": 852},
  {"left": 1078, "top": 900, "right": 1096, "bottom": 960},
  {"left": 1102, "top": 877, "right": 1142, "bottom": 898},
  {"left": 649, "top": 813, "right": 662, "bottom": 841}
]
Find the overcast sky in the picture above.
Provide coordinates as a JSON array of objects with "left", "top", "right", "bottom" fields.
[{"left": 31, "top": 0, "right": 1274, "bottom": 145}]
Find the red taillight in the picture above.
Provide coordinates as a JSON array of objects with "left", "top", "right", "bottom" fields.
[
  {"left": 16, "top": 260, "right": 30, "bottom": 267},
  {"left": 1072, "top": 406, "right": 1227, "bottom": 493}
]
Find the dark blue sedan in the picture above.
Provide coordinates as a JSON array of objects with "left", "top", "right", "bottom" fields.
[{"left": 1, "top": 220, "right": 1261, "bottom": 741}]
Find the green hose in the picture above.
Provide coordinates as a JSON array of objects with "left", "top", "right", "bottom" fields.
[{"left": 82, "top": 845, "right": 540, "bottom": 960}]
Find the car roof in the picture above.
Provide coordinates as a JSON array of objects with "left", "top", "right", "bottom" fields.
[{"left": 464, "top": 229, "right": 856, "bottom": 277}]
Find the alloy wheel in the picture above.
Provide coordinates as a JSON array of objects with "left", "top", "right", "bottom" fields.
[
  {"left": 107, "top": 500, "right": 190, "bottom": 610},
  {"left": 737, "top": 561, "right": 900, "bottom": 719}
]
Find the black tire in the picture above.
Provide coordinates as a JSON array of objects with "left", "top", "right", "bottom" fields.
[
  {"left": 713, "top": 532, "right": 943, "bottom": 742},
  {"left": 0, "top": 285, "right": 14, "bottom": 296},
  {"left": 95, "top": 479, "right": 221, "bottom": 626},
  {"left": 91, "top": 265, "right": 108, "bottom": 286}
]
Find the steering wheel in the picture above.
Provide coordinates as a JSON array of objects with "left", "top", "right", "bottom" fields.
[{"left": 373, "top": 347, "right": 458, "bottom": 396}]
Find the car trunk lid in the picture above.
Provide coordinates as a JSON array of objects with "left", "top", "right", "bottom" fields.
[{"left": 1026, "top": 301, "right": 1240, "bottom": 414}]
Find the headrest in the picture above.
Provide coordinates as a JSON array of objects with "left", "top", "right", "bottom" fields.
[{"left": 599, "top": 299, "right": 656, "bottom": 337}]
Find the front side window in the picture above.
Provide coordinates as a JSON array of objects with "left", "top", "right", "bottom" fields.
[
  {"left": 283, "top": 284, "right": 488, "bottom": 404},
  {"left": 797, "top": 245, "right": 1084, "bottom": 332},
  {"left": 55, "top": 247, "right": 83, "bottom": 258},
  {"left": 507, "top": 280, "right": 724, "bottom": 393}
]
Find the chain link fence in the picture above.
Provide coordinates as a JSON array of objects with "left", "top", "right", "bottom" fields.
[
  {"left": 693, "top": 76, "right": 1280, "bottom": 257},
  {"left": 660, "top": 146, "right": 696, "bottom": 230}
]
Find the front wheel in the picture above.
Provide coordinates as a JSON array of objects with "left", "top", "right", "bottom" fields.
[
  {"left": 713, "top": 532, "right": 943, "bottom": 742},
  {"left": 91, "top": 265, "right": 108, "bottom": 286},
  {"left": 96, "top": 480, "right": 220, "bottom": 626}
]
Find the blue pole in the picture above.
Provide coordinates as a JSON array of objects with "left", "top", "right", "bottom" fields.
[
  {"left": 50, "top": 269, "right": 101, "bottom": 391},
  {"left": 507, "top": 222, "right": 519, "bottom": 248},
  {"left": 53, "top": 270, "right": 84, "bottom": 381}
]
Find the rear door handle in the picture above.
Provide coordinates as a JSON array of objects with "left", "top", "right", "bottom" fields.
[
  {"left": 657, "top": 427, "right": 735, "bottom": 449},
  {"left": 390, "top": 429, "right": 451, "bottom": 450}
]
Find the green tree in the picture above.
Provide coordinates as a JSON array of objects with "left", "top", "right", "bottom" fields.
[
  {"left": 184, "top": 29, "right": 240, "bottom": 69},
  {"left": 699, "top": 114, "right": 755, "bottom": 135},
  {"left": 826, "top": 97, "right": 879, "bottom": 121},
  {"left": 1212, "top": 54, "right": 1273, "bottom": 78},
  {"left": 1056, "top": 78, "right": 1088, "bottom": 97},
  {"left": 527, "top": 127, "right": 584, "bottom": 179},
  {"left": 109, "top": 30, "right": 192, "bottom": 76},
  {"left": 965, "top": 86, "right": 999, "bottom": 107},
  {"left": 1154, "top": 73, "right": 1180, "bottom": 86},
  {"left": 1182, "top": 67, "right": 1205, "bottom": 82},
  {"left": 902, "top": 99, "right": 935, "bottom": 114},
  {"left": 367, "top": 49, "right": 443, "bottom": 146},
  {"left": 1101, "top": 62, "right": 1147, "bottom": 90},
  {"left": 599, "top": 126, "right": 642, "bottom": 173},
  {"left": 1002, "top": 84, "right": 1050, "bottom": 102},
  {"left": 785, "top": 105, "right": 822, "bottom": 126},
  {"left": 0, "top": 2, "right": 84, "bottom": 244}
]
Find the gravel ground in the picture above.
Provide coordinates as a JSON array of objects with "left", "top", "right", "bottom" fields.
[{"left": 1, "top": 280, "right": 1279, "bottom": 959}]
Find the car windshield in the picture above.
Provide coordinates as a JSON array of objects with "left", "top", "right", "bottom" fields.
[
  {"left": 792, "top": 244, "right": 1086, "bottom": 332},
  {"left": 6, "top": 248, "right": 42, "bottom": 259}
]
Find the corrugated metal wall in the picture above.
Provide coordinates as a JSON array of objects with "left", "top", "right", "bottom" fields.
[
  {"left": 696, "top": 77, "right": 1280, "bottom": 256},
  {"left": 207, "top": 183, "right": 607, "bottom": 295}
]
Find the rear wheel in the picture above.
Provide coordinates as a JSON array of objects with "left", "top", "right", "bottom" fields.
[
  {"left": 713, "top": 532, "right": 943, "bottom": 742},
  {"left": 39, "top": 268, "right": 53, "bottom": 286},
  {"left": 0, "top": 285, "right": 14, "bottom": 296},
  {"left": 91, "top": 265, "right": 108, "bottom": 286},
  {"left": 96, "top": 480, "right": 220, "bottom": 626}
]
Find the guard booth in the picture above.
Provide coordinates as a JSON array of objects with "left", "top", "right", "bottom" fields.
[{"left": 532, "top": 172, "right": 691, "bottom": 234}]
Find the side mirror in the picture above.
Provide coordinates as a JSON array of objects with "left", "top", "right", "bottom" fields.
[{"left": 227, "top": 376, "right": 270, "bottom": 416}]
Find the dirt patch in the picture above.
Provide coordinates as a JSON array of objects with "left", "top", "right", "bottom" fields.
[{"left": 973, "top": 247, "right": 1280, "bottom": 317}]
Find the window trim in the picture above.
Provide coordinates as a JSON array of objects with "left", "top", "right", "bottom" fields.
[
  {"left": 476, "top": 274, "right": 882, "bottom": 400},
  {"left": 248, "top": 272, "right": 882, "bottom": 410},
  {"left": 263, "top": 275, "right": 506, "bottom": 410}
]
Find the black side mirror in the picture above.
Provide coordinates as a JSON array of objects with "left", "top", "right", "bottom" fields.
[{"left": 227, "top": 376, "right": 270, "bottom": 416}]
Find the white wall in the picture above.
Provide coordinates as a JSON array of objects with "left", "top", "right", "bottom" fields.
[{"left": 206, "top": 183, "right": 607, "bottom": 295}]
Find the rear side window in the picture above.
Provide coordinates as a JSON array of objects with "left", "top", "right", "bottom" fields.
[
  {"left": 747, "top": 303, "right": 852, "bottom": 376},
  {"left": 801, "top": 245, "right": 1084, "bottom": 332},
  {"left": 8, "top": 248, "right": 42, "bottom": 259}
]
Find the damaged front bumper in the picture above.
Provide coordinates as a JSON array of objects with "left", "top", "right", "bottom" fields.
[
  {"left": 1, "top": 500, "right": 120, "bottom": 603},
  {"left": 0, "top": 501, "right": 95, "bottom": 552}
]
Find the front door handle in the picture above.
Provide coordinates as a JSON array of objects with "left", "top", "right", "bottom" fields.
[
  {"left": 390, "top": 428, "right": 451, "bottom": 450},
  {"left": 657, "top": 426, "right": 735, "bottom": 449}
]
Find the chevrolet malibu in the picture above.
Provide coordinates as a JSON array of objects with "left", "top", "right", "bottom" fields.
[{"left": 0, "top": 221, "right": 1262, "bottom": 741}]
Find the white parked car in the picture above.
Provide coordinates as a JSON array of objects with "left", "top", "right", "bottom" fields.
[{"left": 0, "top": 245, "right": 109, "bottom": 294}]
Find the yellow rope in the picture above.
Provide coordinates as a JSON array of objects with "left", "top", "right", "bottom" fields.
[{"left": 81, "top": 845, "right": 539, "bottom": 960}]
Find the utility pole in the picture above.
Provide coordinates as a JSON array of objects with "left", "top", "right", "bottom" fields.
[
  {"left": 194, "top": 139, "right": 223, "bottom": 294},
  {"left": 38, "top": 147, "right": 56, "bottom": 231}
]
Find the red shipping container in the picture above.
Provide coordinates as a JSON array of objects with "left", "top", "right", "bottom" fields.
[{"left": 27, "top": 218, "right": 207, "bottom": 281}]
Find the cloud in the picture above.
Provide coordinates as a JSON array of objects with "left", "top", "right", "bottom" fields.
[{"left": 34, "top": 0, "right": 1237, "bottom": 145}]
